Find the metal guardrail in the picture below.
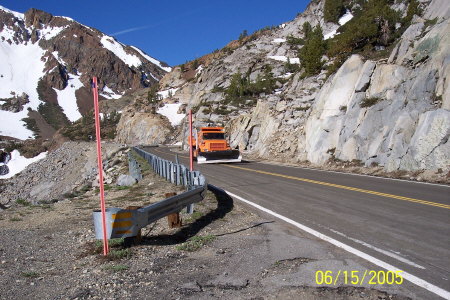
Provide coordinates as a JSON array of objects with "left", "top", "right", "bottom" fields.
[
  {"left": 93, "top": 147, "right": 207, "bottom": 239},
  {"left": 128, "top": 152, "right": 142, "bottom": 181}
]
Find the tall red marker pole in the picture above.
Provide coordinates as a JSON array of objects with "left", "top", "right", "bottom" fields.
[
  {"left": 92, "top": 77, "right": 109, "bottom": 256},
  {"left": 188, "top": 109, "right": 194, "bottom": 171}
]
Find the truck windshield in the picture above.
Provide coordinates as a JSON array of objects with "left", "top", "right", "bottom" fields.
[{"left": 203, "top": 133, "right": 225, "bottom": 140}]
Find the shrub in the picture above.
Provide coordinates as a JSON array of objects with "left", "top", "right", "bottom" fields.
[
  {"left": 21, "top": 117, "right": 40, "bottom": 138},
  {"left": 286, "top": 35, "right": 304, "bottom": 47},
  {"left": 224, "top": 66, "right": 277, "bottom": 105},
  {"left": 360, "top": 97, "right": 381, "bottom": 108},
  {"left": 104, "top": 265, "right": 129, "bottom": 272},
  {"left": 403, "top": 0, "right": 422, "bottom": 27},
  {"left": 147, "top": 84, "right": 161, "bottom": 103},
  {"left": 21, "top": 271, "right": 39, "bottom": 278},
  {"left": 176, "top": 235, "right": 216, "bottom": 252},
  {"left": 16, "top": 199, "right": 31, "bottom": 206},
  {"left": 284, "top": 58, "right": 300, "bottom": 73},
  {"left": 60, "top": 110, "right": 120, "bottom": 141},
  {"left": 37, "top": 102, "right": 70, "bottom": 130}
]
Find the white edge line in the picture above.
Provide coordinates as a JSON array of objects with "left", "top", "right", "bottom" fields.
[
  {"left": 258, "top": 161, "right": 450, "bottom": 188},
  {"left": 224, "top": 189, "right": 450, "bottom": 299},
  {"left": 327, "top": 228, "right": 426, "bottom": 269}
]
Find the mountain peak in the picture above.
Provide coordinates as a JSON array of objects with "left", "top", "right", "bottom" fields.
[{"left": 0, "top": 5, "right": 170, "bottom": 140}]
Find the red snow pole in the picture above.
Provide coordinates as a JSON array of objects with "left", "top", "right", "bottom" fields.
[
  {"left": 189, "top": 109, "right": 194, "bottom": 171},
  {"left": 92, "top": 77, "right": 109, "bottom": 256}
]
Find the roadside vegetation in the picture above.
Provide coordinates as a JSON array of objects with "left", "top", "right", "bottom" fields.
[
  {"left": 60, "top": 110, "right": 120, "bottom": 141},
  {"left": 284, "top": 0, "right": 424, "bottom": 78}
]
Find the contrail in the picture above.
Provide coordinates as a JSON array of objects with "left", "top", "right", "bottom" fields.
[
  {"left": 111, "top": 26, "right": 150, "bottom": 36},
  {"left": 111, "top": 6, "right": 209, "bottom": 37}
]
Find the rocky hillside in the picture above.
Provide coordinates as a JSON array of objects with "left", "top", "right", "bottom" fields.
[
  {"left": 0, "top": 6, "right": 170, "bottom": 140},
  {"left": 146, "top": 0, "right": 449, "bottom": 174}
]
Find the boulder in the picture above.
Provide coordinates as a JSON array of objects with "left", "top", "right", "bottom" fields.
[
  {"left": 115, "top": 111, "right": 173, "bottom": 146},
  {"left": 117, "top": 174, "right": 137, "bottom": 187}
]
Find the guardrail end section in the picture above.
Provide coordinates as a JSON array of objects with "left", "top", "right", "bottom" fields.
[{"left": 93, "top": 207, "right": 146, "bottom": 239}]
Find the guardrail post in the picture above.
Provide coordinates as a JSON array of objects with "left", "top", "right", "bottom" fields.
[{"left": 165, "top": 192, "right": 182, "bottom": 228}]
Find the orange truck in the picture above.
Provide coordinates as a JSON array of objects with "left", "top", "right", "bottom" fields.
[{"left": 190, "top": 127, "right": 242, "bottom": 164}]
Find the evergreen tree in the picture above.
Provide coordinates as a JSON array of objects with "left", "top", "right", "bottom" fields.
[
  {"left": 302, "top": 22, "right": 313, "bottom": 39},
  {"left": 299, "top": 26, "right": 326, "bottom": 76},
  {"left": 327, "top": 0, "right": 401, "bottom": 58},
  {"left": 147, "top": 84, "right": 161, "bottom": 103},
  {"left": 239, "top": 30, "right": 248, "bottom": 41},
  {"left": 324, "top": 0, "right": 346, "bottom": 23}
]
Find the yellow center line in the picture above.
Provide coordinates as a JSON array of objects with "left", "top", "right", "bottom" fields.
[
  {"left": 146, "top": 147, "right": 449, "bottom": 210},
  {"left": 224, "top": 164, "right": 450, "bottom": 210}
]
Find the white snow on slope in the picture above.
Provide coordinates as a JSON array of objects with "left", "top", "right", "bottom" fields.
[
  {"left": 130, "top": 46, "right": 172, "bottom": 72},
  {"left": 0, "top": 150, "right": 47, "bottom": 179},
  {"left": 268, "top": 56, "right": 300, "bottom": 64},
  {"left": 157, "top": 103, "right": 185, "bottom": 126},
  {"left": 158, "top": 88, "right": 179, "bottom": 99},
  {"left": 272, "top": 38, "right": 286, "bottom": 44},
  {"left": 324, "top": 11, "right": 354, "bottom": 40},
  {"left": 0, "top": 37, "right": 45, "bottom": 104},
  {"left": 100, "top": 85, "right": 122, "bottom": 99},
  {"left": 39, "top": 25, "right": 67, "bottom": 40},
  {"left": 101, "top": 36, "right": 142, "bottom": 68},
  {"left": 196, "top": 65, "right": 204, "bottom": 75},
  {"left": 339, "top": 11, "right": 354, "bottom": 26},
  {"left": 53, "top": 74, "right": 84, "bottom": 121},
  {"left": 0, "top": 30, "right": 46, "bottom": 139},
  {"left": 0, "top": 110, "right": 34, "bottom": 139},
  {"left": 0, "top": 5, "right": 24, "bottom": 19}
]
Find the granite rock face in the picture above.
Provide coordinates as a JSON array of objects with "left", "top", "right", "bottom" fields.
[{"left": 115, "top": 111, "right": 173, "bottom": 146}]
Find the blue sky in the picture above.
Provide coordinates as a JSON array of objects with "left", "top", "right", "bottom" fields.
[{"left": 0, "top": 0, "right": 310, "bottom": 66}]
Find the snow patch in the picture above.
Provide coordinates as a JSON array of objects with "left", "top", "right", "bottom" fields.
[
  {"left": 268, "top": 56, "right": 300, "bottom": 64},
  {"left": 272, "top": 38, "right": 286, "bottom": 44},
  {"left": 0, "top": 35, "right": 45, "bottom": 104},
  {"left": 0, "top": 150, "right": 47, "bottom": 179},
  {"left": 324, "top": 11, "right": 354, "bottom": 40},
  {"left": 279, "top": 72, "right": 294, "bottom": 79},
  {"left": 100, "top": 36, "right": 142, "bottom": 68},
  {"left": 100, "top": 85, "right": 122, "bottom": 99},
  {"left": 157, "top": 103, "right": 185, "bottom": 126},
  {"left": 0, "top": 32, "right": 46, "bottom": 139},
  {"left": 130, "top": 46, "right": 172, "bottom": 72},
  {"left": 53, "top": 73, "right": 84, "bottom": 122},
  {"left": 39, "top": 26, "right": 67, "bottom": 40},
  {"left": 339, "top": 11, "right": 354, "bottom": 26},
  {"left": 196, "top": 65, "right": 204, "bottom": 76},
  {"left": 158, "top": 88, "right": 179, "bottom": 99},
  {"left": 0, "top": 110, "right": 34, "bottom": 139}
]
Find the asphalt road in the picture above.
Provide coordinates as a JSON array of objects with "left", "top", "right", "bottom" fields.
[{"left": 143, "top": 146, "right": 450, "bottom": 298}]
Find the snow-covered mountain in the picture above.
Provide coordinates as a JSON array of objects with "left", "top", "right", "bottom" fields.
[{"left": 0, "top": 6, "right": 171, "bottom": 140}]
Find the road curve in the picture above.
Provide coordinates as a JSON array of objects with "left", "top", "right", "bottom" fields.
[{"left": 142, "top": 146, "right": 450, "bottom": 298}]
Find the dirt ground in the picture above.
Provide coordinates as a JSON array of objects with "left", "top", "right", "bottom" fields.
[{"left": 0, "top": 151, "right": 419, "bottom": 300}]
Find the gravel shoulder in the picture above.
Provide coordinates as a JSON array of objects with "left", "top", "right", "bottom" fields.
[{"left": 0, "top": 145, "right": 428, "bottom": 299}]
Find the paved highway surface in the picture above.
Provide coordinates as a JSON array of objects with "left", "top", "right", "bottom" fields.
[{"left": 143, "top": 146, "right": 450, "bottom": 298}]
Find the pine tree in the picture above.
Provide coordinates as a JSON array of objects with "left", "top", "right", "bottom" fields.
[
  {"left": 299, "top": 26, "right": 326, "bottom": 76},
  {"left": 324, "top": 0, "right": 346, "bottom": 23},
  {"left": 238, "top": 30, "right": 248, "bottom": 41}
]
